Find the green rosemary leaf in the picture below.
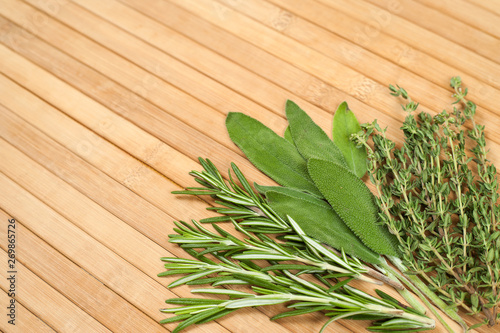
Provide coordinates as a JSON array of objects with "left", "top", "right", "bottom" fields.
[
  {"left": 230, "top": 162, "right": 259, "bottom": 201},
  {"left": 200, "top": 215, "right": 251, "bottom": 223},
  {"left": 285, "top": 100, "right": 348, "bottom": 168},
  {"left": 271, "top": 306, "right": 332, "bottom": 320},
  {"left": 226, "top": 112, "right": 321, "bottom": 196},
  {"left": 212, "top": 279, "right": 250, "bottom": 286},
  {"left": 168, "top": 269, "right": 221, "bottom": 288},
  {"left": 196, "top": 246, "right": 243, "bottom": 256},
  {"left": 165, "top": 298, "right": 226, "bottom": 305},
  {"left": 225, "top": 296, "right": 289, "bottom": 309},
  {"left": 323, "top": 273, "right": 356, "bottom": 279},
  {"left": 332, "top": 102, "right": 368, "bottom": 178},
  {"left": 196, "top": 308, "right": 238, "bottom": 324},
  {"left": 375, "top": 289, "right": 402, "bottom": 307},
  {"left": 185, "top": 276, "right": 245, "bottom": 285},
  {"left": 320, "top": 315, "right": 345, "bottom": 333},
  {"left": 191, "top": 288, "right": 254, "bottom": 297},
  {"left": 171, "top": 308, "right": 226, "bottom": 333},
  {"left": 159, "top": 313, "right": 191, "bottom": 324},
  {"left": 171, "top": 189, "right": 220, "bottom": 195},
  {"left": 158, "top": 269, "right": 200, "bottom": 277},
  {"left": 260, "top": 264, "right": 320, "bottom": 272},
  {"left": 328, "top": 277, "right": 354, "bottom": 292},
  {"left": 160, "top": 257, "right": 201, "bottom": 264},
  {"left": 231, "top": 252, "right": 293, "bottom": 261}
]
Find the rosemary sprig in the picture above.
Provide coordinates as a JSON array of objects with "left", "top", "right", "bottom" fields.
[
  {"left": 160, "top": 250, "right": 435, "bottom": 333},
  {"left": 172, "top": 158, "right": 404, "bottom": 289},
  {"left": 173, "top": 158, "right": 289, "bottom": 232},
  {"left": 168, "top": 218, "right": 376, "bottom": 284}
]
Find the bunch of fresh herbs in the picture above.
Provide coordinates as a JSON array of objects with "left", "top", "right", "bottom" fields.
[
  {"left": 162, "top": 160, "right": 434, "bottom": 332},
  {"left": 160, "top": 77, "right": 498, "bottom": 332}
]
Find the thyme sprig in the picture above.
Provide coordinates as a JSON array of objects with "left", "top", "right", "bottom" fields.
[{"left": 355, "top": 77, "right": 500, "bottom": 328}]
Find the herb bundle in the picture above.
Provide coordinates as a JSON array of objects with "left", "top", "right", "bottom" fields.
[
  {"left": 355, "top": 77, "right": 500, "bottom": 328},
  {"left": 161, "top": 78, "right": 498, "bottom": 332},
  {"left": 162, "top": 160, "right": 434, "bottom": 332}
]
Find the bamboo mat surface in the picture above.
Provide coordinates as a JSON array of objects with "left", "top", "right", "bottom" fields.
[{"left": 0, "top": 0, "right": 499, "bottom": 332}]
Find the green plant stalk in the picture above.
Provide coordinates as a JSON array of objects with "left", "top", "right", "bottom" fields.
[
  {"left": 374, "top": 258, "right": 427, "bottom": 316},
  {"left": 387, "top": 256, "right": 467, "bottom": 333},
  {"left": 452, "top": 79, "right": 500, "bottom": 321}
]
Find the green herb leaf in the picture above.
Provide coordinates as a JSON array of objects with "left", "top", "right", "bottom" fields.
[
  {"left": 332, "top": 102, "right": 368, "bottom": 178},
  {"left": 271, "top": 306, "right": 332, "bottom": 320},
  {"left": 283, "top": 125, "right": 293, "bottom": 143},
  {"left": 307, "top": 158, "right": 400, "bottom": 257},
  {"left": 285, "top": 100, "right": 348, "bottom": 167},
  {"left": 226, "top": 112, "right": 321, "bottom": 197},
  {"left": 262, "top": 186, "right": 381, "bottom": 264}
]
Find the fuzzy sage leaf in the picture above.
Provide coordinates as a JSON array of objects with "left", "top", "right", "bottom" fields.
[
  {"left": 307, "top": 158, "right": 400, "bottom": 257},
  {"left": 226, "top": 112, "right": 321, "bottom": 197},
  {"left": 258, "top": 185, "right": 382, "bottom": 264},
  {"left": 285, "top": 100, "right": 348, "bottom": 168}
]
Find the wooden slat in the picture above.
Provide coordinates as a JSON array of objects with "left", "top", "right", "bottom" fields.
[
  {"left": 0, "top": 209, "right": 165, "bottom": 333},
  {"left": 362, "top": 0, "right": 500, "bottom": 63},
  {"left": 0, "top": 267, "right": 55, "bottom": 333},
  {"left": 316, "top": 0, "right": 500, "bottom": 90},
  {"left": 465, "top": 0, "right": 500, "bottom": 16},
  {"left": 414, "top": 0, "right": 500, "bottom": 39},
  {"left": 0, "top": 224, "right": 112, "bottom": 332}
]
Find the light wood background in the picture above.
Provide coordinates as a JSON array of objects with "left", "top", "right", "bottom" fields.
[{"left": 1, "top": 0, "right": 499, "bottom": 332}]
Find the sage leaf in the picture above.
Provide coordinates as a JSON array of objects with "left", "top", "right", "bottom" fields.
[
  {"left": 285, "top": 100, "right": 348, "bottom": 167},
  {"left": 283, "top": 125, "right": 293, "bottom": 143},
  {"left": 226, "top": 112, "right": 321, "bottom": 197},
  {"left": 307, "top": 158, "right": 400, "bottom": 257},
  {"left": 259, "top": 185, "right": 381, "bottom": 263},
  {"left": 332, "top": 102, "right": 368, "bottom": 178}
]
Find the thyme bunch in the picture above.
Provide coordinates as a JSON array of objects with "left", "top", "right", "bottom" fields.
[{"left": 355, "top": 77, "right": 500, "bottom": 328}]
